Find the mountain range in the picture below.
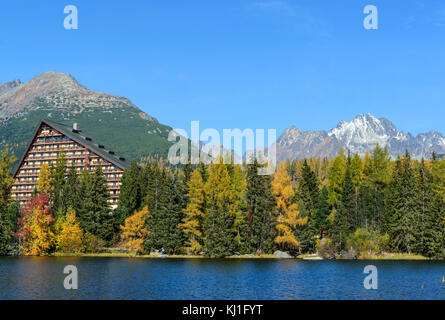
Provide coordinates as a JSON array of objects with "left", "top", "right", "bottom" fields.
[
  {"left": 0, "top": 71, "right": 174, "bottom": 162},
  {"left": 274, "top": 113, "right": 445, "bottom": 161},
  {"left": 1, "top": 72, "right": 444, "bottom": 164}
]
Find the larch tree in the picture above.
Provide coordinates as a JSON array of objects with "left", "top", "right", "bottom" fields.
[
  {"left": 56, "top": 209, "right": 83, "bottom": 253},
  {"left": 272, "top": 162, "right": 306, "bottom": 252},
  {"left": 179, "top": 170, "right": 205, "bottom": 254},
  {"left": 229, "top": 164, "right": 247, "bottom": 250},
  {"left": 120, "top": 206, "right": 151, "bottom": 254},
  {"left": 36, "top": 163, "right": 52, "bottom": 195}
]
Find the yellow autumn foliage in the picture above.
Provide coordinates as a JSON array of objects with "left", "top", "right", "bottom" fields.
[
  {"left": 36, "top": 163, "right": 52, "bottom": 194},
  {"left": 120, "top": 206, "right": 151, "bottom": 254},
  {"left": 56, "top": 209, "right": 83, "bottom": 253},
  {"left": 179, "top": 170, "right": 205, "bottom": 254},
  {"left": 271, "top": 162, "right": 307, "bottom": 250},
  {"left": 19, "top": 194, "right": 55, "bottom": 256}
]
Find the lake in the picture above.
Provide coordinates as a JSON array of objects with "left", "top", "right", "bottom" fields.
[{"left": 0, "top": 257, "right": 444, "bottom": 299}]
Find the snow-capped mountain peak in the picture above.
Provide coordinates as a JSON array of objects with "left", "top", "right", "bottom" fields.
[{"left": 274, "top": 113, "right": 445, "bottom": 160}]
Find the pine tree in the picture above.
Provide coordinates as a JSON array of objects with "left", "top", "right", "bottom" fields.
[
  {"left": 0, "top": 150, "right": 16, "bottom": 255},
  {"left": 331, "top": 162, "right": 354, "bottom": 252},
  {"left": 415, "top": 159, "right": 433, "bottom": 254},
  {"left": 144, "top": 168, "right": 184, "bottom": 254},
  {"left": 387, "top": 151, "right": 418, "bottom": 253},
  {"left": 179, "top": 170, "right": 205, "bottom": 254},
  {"left": 119, "top": 161, "right": 141, "bottom": 215},
  {"left": 423, "top": 193, "right": 445, "bottom": 258},
  {"left": 50, "top": 150, "right": 67, "bottom": 218},
  {"left": 366, "top": 144, "right": 392, "bottom": 233},
  {"left": 62, "top": 166, "right": 80, "bottom": 215},
  {"left": 272, "top": 162, "right": 306, "bottom": 252},
  {"left": 244, "top": 158, "right": 276, "bottom": 254},
  {"left": 77, "top": 166, "right": 113, "bottom": 242},
  {"left": 314, "top": 186, "right": 330, "bottom": 238},
  {"left": 203, "top": 159, "right": 235, "bottom": 257},
  {"left": 295, "top": 160, "right": 319, "bottom": 253}
]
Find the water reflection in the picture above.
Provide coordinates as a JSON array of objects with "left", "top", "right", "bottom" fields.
[{"left": 0, "top": 257, "right": 443, "bottom": 299}]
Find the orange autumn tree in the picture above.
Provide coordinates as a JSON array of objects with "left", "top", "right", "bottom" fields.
[
  {"left": 120, "top": 206, "right": 151, "bottom": 254},
  {"left": 179, "top": 170, "right": 205, "bottom": 254},
  {"left": 271, "top": 162, "right": 307, "bottom": 251},
  {"left": 16, "top": 193, "right": 55, "bottom": 255},
  {"left": 57, "top": 209, "right": 83, "bottom": 253}
]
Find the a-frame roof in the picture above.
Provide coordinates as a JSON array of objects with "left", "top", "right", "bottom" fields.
[{"left": 13, "top": 119, "right": 131, "bottom": 177}]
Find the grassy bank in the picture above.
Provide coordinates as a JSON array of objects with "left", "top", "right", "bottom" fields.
[
  {"left": 53, "top": 252, "right": 430, "bottom": 260},
  {"left": 358, "top": 253, "right": 428, "bottom": 260},
  {"left": 52, "top": 252, "right": 279, "bottom": 259}
]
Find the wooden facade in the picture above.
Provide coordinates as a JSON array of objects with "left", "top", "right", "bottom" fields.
[{"left": 11, "top": 119, "right": 130, "bottom": 208}]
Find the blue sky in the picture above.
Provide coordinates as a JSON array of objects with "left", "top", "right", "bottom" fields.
[{"left": 1, "top": 0, "right": 445, "bottom": 138}]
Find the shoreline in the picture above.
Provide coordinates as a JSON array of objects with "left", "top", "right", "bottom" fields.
[{"left": 39, "top": 252, "right": 431, "bottom": 261}]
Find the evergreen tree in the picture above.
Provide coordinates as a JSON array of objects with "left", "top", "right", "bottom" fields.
[
  {"left": 203, "top": 159, "right": 235, "bottom": 257},
  {"left": 78, "top": 166, "right": 113, "bottom": 242},
  {"left": 62, "top": 166, "right": 80, "bottom": 213},
  {"left": 144, "top": 168, "right": 184, "bottom": 254},
  {"left": 295, "top": 160, "right": 319, "bottom": 253},
  {"left": 0, "top": 151, "right": 16, "bottom": 255},
  {"left": 50, "top": 150, "right": 67, "bottom": 218},
  {"left": 415, "top": 159, "right": 433, "bottom": 254},
  {"left": 118, "top": 161, "right": 141, "bottom": 215},
  {"left": 365, "top": 144, "right": 392, "bottom": 233},
  {"left": 387, "top": 151, "right": 418, "bottom": 253},
  {"left": 423, "top": 193, "right": 445, "bottom": 258},
  {"left": 244, "top": 158, "right": 276, "bottom": 254},
  {"left": 331, "top": 163, "right": 354, "bottom": 252},
  {"left": 314, "top": 186, "right": 330, "bottom": 238}
]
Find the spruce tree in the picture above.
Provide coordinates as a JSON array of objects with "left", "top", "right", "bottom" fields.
[
  {"left": 62, "top": 166, "right": 80, "bottom": 214},
  {"left": 295, "top": 160, "right": 319, "bottom": 253},
  {"left": 387, "top": 151, "right": 418, "bottom": 253},
  {"left": 331, "top": 163, "right": 354, "bottom": 252},
  {"left": 50, "top": 150, "right": 67, "bottom": 218},
  {"left": 203, "top": 159, "right": 235, "bottom": 257},
  {"left": 244, "top": 158, "right": 276, "bottom": 254},
  {"left": 0, "top": 150, "right": 16, "bottom": 255},
  {"left": 78, "top": 166, "right": 113, "bottom": 242},
  {"left": 314, "top": 186, "right": 330, "bottom": 238},
  {"left": 118, "top": 161, "right": 141, "bottom": 215},
  {"left": 144, "top": 168, "right": 184, "bottom": 254}
]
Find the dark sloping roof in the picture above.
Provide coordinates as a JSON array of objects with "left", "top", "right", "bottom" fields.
[{"left": 13, "top": 119, "right": 131, "bottom": 177}]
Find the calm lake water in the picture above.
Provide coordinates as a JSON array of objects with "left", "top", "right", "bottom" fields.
[{"left": 0, "top": 257, "right": 444, "bottom": 299}]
